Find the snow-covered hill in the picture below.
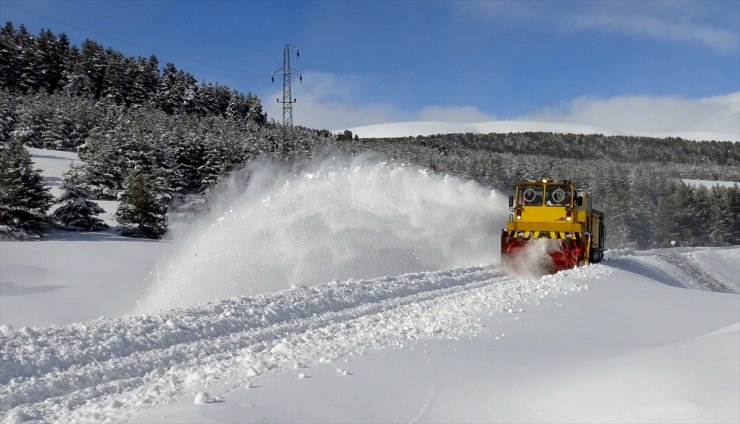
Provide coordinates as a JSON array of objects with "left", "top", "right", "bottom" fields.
[
  {"left": 341, "top": 119, "right": 740, "bottom": 142},
  {"left": 0, "top": 149, "right": 738, "bottom": 423}
]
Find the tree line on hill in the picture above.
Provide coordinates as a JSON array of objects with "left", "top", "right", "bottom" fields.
[
  {"left": 0, "top": 22, "right": 266, "bottom": 122},
  {"left": 1, "top": 22, "right": 738, "bottom": 249},
  {"left": 335, "top": 133, "right": 740, "bottom": 249}
]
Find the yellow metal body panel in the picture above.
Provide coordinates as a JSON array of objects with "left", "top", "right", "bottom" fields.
[
  {"left": 506, "top": 205, "right": 583, "bottom": 234},
  {"left": 506, "top": 220, "right": 583, "bottom": 233}
]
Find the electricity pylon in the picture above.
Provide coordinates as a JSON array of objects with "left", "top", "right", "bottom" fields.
[{"left": 272, "top": 44, "right": 302, "bottom": 156}]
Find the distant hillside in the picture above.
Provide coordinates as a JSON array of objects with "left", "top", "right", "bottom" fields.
[{"left": 341, "top": 120, "right": 739, "bottom": 142}]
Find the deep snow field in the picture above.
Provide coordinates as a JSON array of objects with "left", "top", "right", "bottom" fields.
[{"left": 0, "top": 148, "right": 738, "bottom": 424}]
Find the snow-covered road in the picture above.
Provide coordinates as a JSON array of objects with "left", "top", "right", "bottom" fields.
[{"left": 1, "top": 265, "right": 595, "bottom": 423}]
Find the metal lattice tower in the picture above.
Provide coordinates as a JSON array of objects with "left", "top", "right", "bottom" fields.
[{"left": 272, "top": 44, "right": 301, "bottom": 154}]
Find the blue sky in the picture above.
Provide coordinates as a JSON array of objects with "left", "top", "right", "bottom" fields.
[{"left": 1, "top": 0, "right": 739, "bottom": 132}]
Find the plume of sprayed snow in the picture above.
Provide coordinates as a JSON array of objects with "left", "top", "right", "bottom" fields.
[
  {"left": 502, "top": 238, "right": 561, "bottom": 278},
  {"left": 137, "top": 153, "right": 509, "bottom": 311}
]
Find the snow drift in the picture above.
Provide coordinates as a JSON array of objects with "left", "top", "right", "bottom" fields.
[{"left": 138, "top": 154, "right": 508, "bottom": 311}]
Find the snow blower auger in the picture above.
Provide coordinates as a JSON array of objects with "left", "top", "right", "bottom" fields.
[{"left": 501, "top": 178, "right": 605, "bottom": 274}]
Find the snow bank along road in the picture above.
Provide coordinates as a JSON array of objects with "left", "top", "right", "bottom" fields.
[{"left": 0, "top": 264, "right": 595, "bottom": 423}]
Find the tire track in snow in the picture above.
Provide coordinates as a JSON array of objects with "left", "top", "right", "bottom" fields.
[
  {"left": 0, "top": 265, "right": 600, "bottom": 423},
  {"left": 1, "top": 267, "right": 502, "bottom": 418},
  {"left": 0, "top": 266, "right": 500, "bottom": 385}
]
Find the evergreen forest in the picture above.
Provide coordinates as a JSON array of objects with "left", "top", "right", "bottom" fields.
[{"left": 1, "top": 22, "right": 738, "bottom": 249}]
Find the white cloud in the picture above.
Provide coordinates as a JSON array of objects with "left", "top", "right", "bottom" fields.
[
  {"left": 568, "top": 10, "right": 738, "bottom": 52},
  {"left": 451, "top": 1, "right": 739, "bottom": 52},
  {"left": 524, "top": 92, "right": 740, "bottom": 137}
]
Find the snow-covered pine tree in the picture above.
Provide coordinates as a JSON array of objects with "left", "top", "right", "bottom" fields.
[
  {"left": 0, "top": 137, "right": 54, "bottom": 239},
  {"left": 36, "top": 28, "right": 65, "bottom": 94},
  {"left": 0, "top": 90, "right": 16, "bottom": 143},
  {"left": 115, "top": 167, "right": 168, "bottom": 239},
  {"left": 0, "top": 22, "right": 19, "bottom": 92},
  {"left": 76, "top": 125, "right": 126, "bottom": 199},
  {"left": 16, "top": 24, "right": 42, "bottom": 94},
  {"left": 225, "top": 91, "right": 245, "bottom": 120},
  {"left": 128, "top": 54, "right": 160, "bottom": 106},
  {"left": 727, "top": 185, "right": 740, "bottom": 245},
  {"left": 246, "top": 93, "right": 266, "bottom": 126},
  {"left": 52, "top": 167, "right": 108, "bottom": 231},
  {"left": 101, "top": 50, "right": 131, "bottom": 105},
  {"left": 157, "top": 63, "right": 199, "bottom": 115},
  {"left": 79, "top": 39, "right": 107, "bottom": 99},
  {"left": 198, "top": 132, "right": 227, "bottom": 191},
  {"left": 167, "top": 120, "right": 205, "bottom": 194}
]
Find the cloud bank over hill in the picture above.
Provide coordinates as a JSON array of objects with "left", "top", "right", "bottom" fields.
[
  {"left": 265, "top": 69, "right": 738, "bottom": 141},
  {"left": 525, "top": 92, "right": 740, "bottom": 139}
]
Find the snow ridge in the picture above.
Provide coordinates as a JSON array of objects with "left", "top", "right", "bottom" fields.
[
  {"left": 605, "top": 247, "right": 740, "bottom": 293},
  {"left": 0, "top": 265, "right": 599, "bottom": 423}
]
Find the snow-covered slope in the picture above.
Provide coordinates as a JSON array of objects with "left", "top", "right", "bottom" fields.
[
  {"left": 342, "top": 120, "right": 740, "bottom": 142},
  {"left": 1, "top": 149, "right": 738, "bottom": 423}
]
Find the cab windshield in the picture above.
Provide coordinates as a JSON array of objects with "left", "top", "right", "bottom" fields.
[
  {"left": 517, "top": 184, "right": 544, "bottom": 206},
  {"left": 545, "top": 184, "right": 572, "bottom": 207}
]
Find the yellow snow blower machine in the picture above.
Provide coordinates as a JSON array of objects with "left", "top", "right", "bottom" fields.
[{"left": 501, "top": 178, "right": 605, "bottom": 273}]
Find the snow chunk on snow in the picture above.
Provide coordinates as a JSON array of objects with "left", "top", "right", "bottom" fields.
[
  {"left": 193, "top": 392, "right": 211, "bottom": 404},
  {"left": 270, "top": 342, "right": 290, "bottom": 355},
  {"left": 3, "top": 410, "right": 38, "bottom": 424}
]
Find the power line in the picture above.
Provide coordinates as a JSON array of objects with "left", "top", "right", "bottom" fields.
[
  {"left": 295, "top": 102, "right": 334, "bottom": 132},
  {"left": 311, "top": 74, "right": 372, "bottom": 129},
  {"left": 102, "top": 0, "right": 274, "bottom": 57},
  {"left": 3, "top": 2, "right": 272, "bottom": 84},
  {"left": 294, "top": 70, "right": 383, "bottom": 138}
]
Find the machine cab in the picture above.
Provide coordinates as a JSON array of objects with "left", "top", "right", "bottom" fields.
[{"left": 508, "top": 178, "right": 575, "bottom": 219}]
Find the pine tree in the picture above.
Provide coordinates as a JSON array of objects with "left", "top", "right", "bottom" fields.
[
  {"left": 0, "top": 90, "right": 16, "bottom": 143},
  {"left": 167, "top": 119, "right": 205, "bottom": 194},
  {"left": 246, "top": 93, "right": 266, "bottom": 126},
  {"left": 225, "top": 90, "right": 245, "bottom": 119},
  {"left": 157, "top": 63, "right": 199, "bottom": 115},
  {"left": 16, "top": 25, "right": 41, "bottom": 93},
  {"left": 36, "top": 28, "right": 64, "bottom": 93},
  {"left": 52, "top": 167, "right": 107, "bottom": 231},
  {"left": 77, "top": 125, "right": 126, "bottom": 199},
  {"left": 79, "top": 39, "right": 107, "bottom": 99},
  {"left": 707, "top": 186, "right": 732, "bottom": 245},
  {"left": 0, "top": 137, "right": 54, "bottom": 239},
  {"left": 101, "top": 50, "right": 129, "bottom": 105},
  {"left": 728, "top": 185, "right": 740, "bottom": 245},
  {"left": 198, "top": 133, "right": 227, "bottom": 190},
  {"left": 115, "top": 167, "right": 168, "bottom": 239},
  {"left": 0, "top": 22, "right": 19, "bottom": 91}
]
